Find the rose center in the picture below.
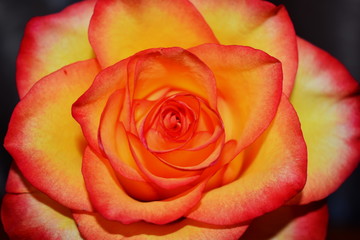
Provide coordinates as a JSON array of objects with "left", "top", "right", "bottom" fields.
[
  {"left": 140, "top": 93, "right": 201, "bottom": 152},
  {"left": 159, "top": 103, "right": 190, "bottom": 139},
  {"left": 162, "top": 111, "right": 181, "bottom": 131}
]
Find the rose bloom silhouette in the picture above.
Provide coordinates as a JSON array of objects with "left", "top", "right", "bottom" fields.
[{"left": 2, "top": 0, "right": 359, "bottom": 239}]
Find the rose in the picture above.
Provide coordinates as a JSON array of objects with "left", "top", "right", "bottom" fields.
[{"left": 2, "top": 0, "right": 359, "bottom": 239}]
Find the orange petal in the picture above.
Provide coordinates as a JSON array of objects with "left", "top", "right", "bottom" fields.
[
  {"left": 156, "top": 134, "right": 224, "bottom": 171},
  {"left": 187, "top": 95, "right": 307, "bottom": 225},
  {"left": 72, "top": 58, "right": 130, "bottom": 153},
  {"left": 242, "top": 201, "right": 328, "bottom": 239},
  {"left": 130, "top": 48, "right": 218, "bottom": 109},
  {"left": 2, "top": 192, "right": 82, "bottom": 239},
  {"left": 89, "top": 0, "right": 218, "bottom": 67},
  {"left": 98, "top": 90, "right": 160, "bottom": 201},
  {"left": 128, "top": 133, "right": 202, "bottom": 191},
  {"left": 189, "top": 0, "right": 297, "bottom": 95},
  {"left": 4, "top": 59, "right": 101, "bottom": 211},
  {"left": 189, "top": 44, "right": 282, "bottom": 155},
  {"left": 73, "top": 212, "right": 248, "bottom": 240},
  {"left": 16, "top": 0, "right": 96, "bottom": 98},
  {"left": 82, "top": 147, "right": 206, "bottom": 224},
  {"left": 99, "top": 89, "right": 144, "bottom": 180},
  {"left": 289, "top": 38, "right": 360, "bottom": 204},
  {"left": 140, "top": 94, "right": 200, "bottom": 152}
]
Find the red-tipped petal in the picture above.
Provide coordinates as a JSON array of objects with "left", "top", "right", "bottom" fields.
[
  {"left": 17, "top": 0, "right": 96, "bottom": 98},
  {"left": 189, "top": 44, "right": 282, "bottom": 155},
  {"left": 5, "top": 163, "right": 36, "bottom": 194},
  {"left": 289, "top": 38, "right": 360, "bottom": 204},
  {"left": 89, "top": 0, "right": 218, "bottom": 67},
  {"left": 82, "top": 147, "right": 206, "bottom": 224},
  {"left": 4, "top": 59, "right": 101, "bottom": 211},
  {"left": 73, "top": 212, "right": 248, "bottom": 240},
  {"left": 189, "top": 0, "right": 297, "bottom": 95},
  {"left": 2, "top": 192, "right": 82, "bottom": 239}
]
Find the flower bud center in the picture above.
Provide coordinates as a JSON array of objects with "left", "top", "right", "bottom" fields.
[
  {"left": 163, "top": 110, "right": 181, "bottom": 131},
  {"left": 159, "top": 101, "right": 190, "bottom": 139}
]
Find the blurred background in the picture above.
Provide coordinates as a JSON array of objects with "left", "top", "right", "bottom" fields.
[{"left": 0, "top": 0, "right": 359, "bottom": 239}]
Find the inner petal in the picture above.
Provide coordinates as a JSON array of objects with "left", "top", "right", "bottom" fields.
[
  {"left": 141, "top": 94, "right": 200, "bottom": 152},
  {"left": 162, "top": 108, "right": 182, "bottom": 132}
]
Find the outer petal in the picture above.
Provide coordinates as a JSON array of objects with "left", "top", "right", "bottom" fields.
[
  {"left": 73, "top": 212, "right": 247, "bottom": 240},
  {"left": 2, "top": 192, "right": 82, "bottom": 240},
  {"left": 5, "top": 163, "right": 36, "bottom": 194},
  {"left": 189, "top": 0, "right": 297, "bottom": 95},
  {"left": 241, "top": 201, "right": 328, "bottom": 240},
  {"left": 82, "top": 147, "right": 206, "bottom": 224},
  {"left": 189, "top": 44, "right": 282, "bottom": 154},
  {"left": 89, "top": 0, "right": 218, "bottom": 67},
  {"left": 4, "top": 59, "right": 101, "bottom": 211},
  {"left": 16, "top": 0, "right": 96, "bottom": 98},
  {"left": 187, "top": 96, "right": 307, "bottom": 225},
  {"left": 289, "top": 38, "right": 360, "bottom": 204}
]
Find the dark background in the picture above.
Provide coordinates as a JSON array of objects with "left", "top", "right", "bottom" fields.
[{"left": 0, "top": 0, "right": 359, "bottom": 239}]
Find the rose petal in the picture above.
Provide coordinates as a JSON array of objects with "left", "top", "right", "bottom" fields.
[
  {"left": 289, "top": 38, "right": 360, "bottom": 204},
  {"left": 128, "top": 133, "right": 202, "bottom": 191},
  {"left": 189, "top": 44, "right": 282, "bottom": 155},
  {"left": 4, "top": 59, "right": 101, "bottom": 211},
  {"left": 98, "top": 92, "right": 162, "bottom": 201},
  {"left": 156, "top": 134, "right": 224, "bottom": 171},
  {"left": 140, "top": 94, "right": 201, "bottom": 152},
  {"left": 5, "top": 163, "right": 36, "bottom": 194},
  {"left": 72, "top": 58, "right": 129, "bottom": 153},
  {"left": 187, "top": 95, "right": 307, "bottom": 225},
  {"left": 2, "top": 192, "right": 82, "bottom": 240},
  {"left": 189, "top": 0, "right": 297, "bottom": 95},
  {"left": 89, "top": 0, "right": 218, "bottom": 67},
  {"left": 204, "top": 142, "right": 244, "bottom": 192},
  {"left": 241, "top": 201, "right": 328, "bottom": 239},
  {"left": 99, "top": 89, "right": 144, "bottom": 180},
  {"left": 73, "top": 212, "right": 247, "bottom": 240},
  {"left": 130, "top": 48, "right": 217, "bottom": 109},
  {"left": 16, "top": 0, "right": 96, "bottom": 98},
  {"left": 82, "top": 147, "right": 206, "bottom": 224}
]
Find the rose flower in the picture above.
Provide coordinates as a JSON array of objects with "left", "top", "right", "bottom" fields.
[{"left": 2, "top": 0, "right": 359, "bottom": 239}]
